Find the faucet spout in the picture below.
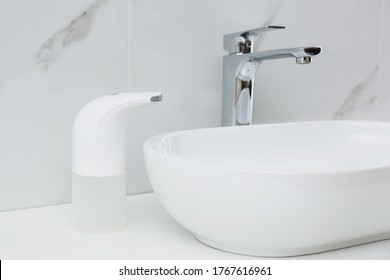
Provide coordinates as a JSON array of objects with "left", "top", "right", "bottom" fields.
[
  {"left": 222, "top": 27, "right": 321, "bottom": 127},
  {"left": 245, "top": 46, "right": 321, "bottom": 64}
]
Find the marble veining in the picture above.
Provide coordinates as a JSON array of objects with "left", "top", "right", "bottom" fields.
[
  {"left": 36, "top": 0, "right": 106, "bottom": 70},
  {"left": 334, "top": 64, "right": 379, "bottom": 119}
]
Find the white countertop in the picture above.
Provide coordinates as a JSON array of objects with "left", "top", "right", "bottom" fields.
[{"left": 1, "top": 193, "right": 390, "bottom": 260}]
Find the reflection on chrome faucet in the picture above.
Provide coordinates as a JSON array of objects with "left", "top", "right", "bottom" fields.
[{"left": 222, "top": 26, "right": 321, "bottom": 126}]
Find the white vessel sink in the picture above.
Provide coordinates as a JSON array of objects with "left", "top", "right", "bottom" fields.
[{"left": 143, "top": 121, "right": 390, "bottom": 257}]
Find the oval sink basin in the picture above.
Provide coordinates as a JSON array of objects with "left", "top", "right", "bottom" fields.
[{"left": 143, "top": 121, "right": 390, "bottom": 257}]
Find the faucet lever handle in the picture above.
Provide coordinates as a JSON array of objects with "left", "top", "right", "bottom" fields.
[{"left": 223, "top": 25, "right": 285, "bottom": 54}]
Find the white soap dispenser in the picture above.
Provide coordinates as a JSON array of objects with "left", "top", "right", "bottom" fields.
[{"left": 72, "top": 91, "right": 162, "bottom": 233}]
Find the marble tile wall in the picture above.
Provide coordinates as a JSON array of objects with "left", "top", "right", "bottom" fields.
[
  {"left": 0, "top": 0, "right": 389, "bottom": 211},
  {"left": 0, "top": 0, "right": 128, "bottom": 211},
  {"left": 376, "top": 0, "right": 390, "bottom": 120},
  {"left": 252, "top": 0, "right": 384, "bottom": 123}
]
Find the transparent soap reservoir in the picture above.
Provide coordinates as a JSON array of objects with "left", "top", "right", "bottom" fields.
[{"left": 72, "top": 173, "right": 127, "bottom": 233}]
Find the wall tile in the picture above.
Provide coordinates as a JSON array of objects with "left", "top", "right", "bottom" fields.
[
  {"left": 0, "top": 0, "right": 128, "bottom": 211},
  {"left": 376, "top": 0, "right": 390, "bottom": 120},
  {"left": 252, "top": 0, "right": 384, "bottom": 123}
]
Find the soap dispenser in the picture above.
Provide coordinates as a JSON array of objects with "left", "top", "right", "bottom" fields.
[{"left": 72, "top": 91, "right": 162, "bottom": 233}]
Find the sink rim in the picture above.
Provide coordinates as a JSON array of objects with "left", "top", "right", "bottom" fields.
[{"left": 144, "top": 120, "right": 390, "bottom": 175}]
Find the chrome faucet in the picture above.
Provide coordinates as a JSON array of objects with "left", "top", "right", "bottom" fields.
[{"left": 222, "top": 26, "right": 321, "bottom": 126}]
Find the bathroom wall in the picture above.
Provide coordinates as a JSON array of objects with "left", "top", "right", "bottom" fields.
[
  {"left": 0, "top": 0, "right": 128, "bottom": 211},
  {"left": 252, "top": 0, "right": 384, "bottom": 122},
  {"left": 377, "top": 0, "right": 390, "bottom": 119},
  {"left": 0, "top": 0, "right": 388, "bottom": 211}
]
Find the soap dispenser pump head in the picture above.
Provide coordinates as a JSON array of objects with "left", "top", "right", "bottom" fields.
[{"left": 72, "top": 92, "right": 162, "bottom": 177}]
